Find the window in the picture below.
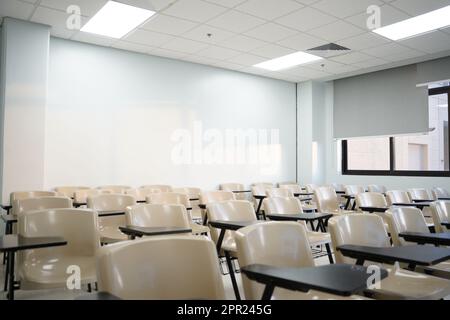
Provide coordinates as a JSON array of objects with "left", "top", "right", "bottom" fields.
[{"left": 342, "top": 84, "right": 450, "bottom": 177}]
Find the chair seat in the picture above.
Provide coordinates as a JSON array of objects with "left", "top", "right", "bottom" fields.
[
  {"left": 367, "top": 265, "right": 450, "bottom": 300},
  {"left": 190, "top": 223, "right": 209, "bottom": 235},
  {"left": 222, "top": 237, "right": 237, "bottom": 253},
  {"left": 272, "top": 287, "right": 370, "bottom": 300},
  {"left": 307, "top": 231, "right": 331, "bottom": 246},
  {"left": 301, "top": 204, "right": 317, "bottom": 211},
  {"left": 327, "top": 209, "right": 354, "bottom": 215},
  {"left": 100, "top": 226, "right": 128, "bottom": 243},
  {"left": 20, "top": 256, "right": 96, "bottom": 290}
]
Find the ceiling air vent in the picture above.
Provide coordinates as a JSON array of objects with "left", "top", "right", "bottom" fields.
[{"left": 307, "top": 43, "right": 351, "bottom": 58}]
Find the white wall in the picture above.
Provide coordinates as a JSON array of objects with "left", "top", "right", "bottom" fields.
[{"left": 45, "top": 38, "right": 297, "bottom": 190}]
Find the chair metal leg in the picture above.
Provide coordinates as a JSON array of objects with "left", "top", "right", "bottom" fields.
[
  {"left": 224, "top": 251, "right": 240, "bottom": 300},
  {"left": 325, "top": 243, "right": 334, "bottom": 264},
  {"left": 3, "top": 252, "right": 9, "bottom": 292}
]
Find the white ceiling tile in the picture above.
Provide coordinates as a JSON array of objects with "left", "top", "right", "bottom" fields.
[
  {"left": 331, "top": 51, "right": 374, "bottom": 64},
  {"left": 20, "top": 0, "right": 39, "bottom": 3},
  {"left": 182, "top": 24, "right": 235, "bottom": 44},
  {"left": 400, "top": 31, "right": 450, "bottom": 54},
  {"left": 390, "top": 0, "right": 450, "bottom": 16},
  {"left": 384, "top": 48, "right": 425, "bottom": 62},
  {"left": 141, "top": 14, "right": 197, "bottom": 35},
  {"left": 161, "top": 37, "right": 209, "bottom": 54},
  {"left": 71, "top": 31, "right": 116, "bottom": 47},
  {"left": 337, "top": 32, "right": 390, "bottom": 51},
  {"left": 353, "top": 57, "right": 388, "bottom": 68},
  {"left": 213, "top": 60, "right": 245, "bottom": 70},
  {"left": 124, "top": 28, "right": 174, "bottom": 47},
  {"left": 244, "top": 23, "right": 297, "bottom": 42},
  {"left": 31, "top": 6, "right": 78, "bottom": 39},
  {"left": 181, "top": 55, "right": 222, "bottom": 66},
  {"left": 312, "top": 0, "right": 384, "bottom": 18},
  {"left": 0, "top": 0, "right": 35, "bottom": 20},
  {"left": 218, "top": 35, "right": 267, "bottom": 52},
  {"left": 250, "top": 43, "right": 295, "bottom": 59},
  {"left": 196, "top": 45, "right": 241, "bottom": 60},
  {"left": 149, "top": 47, "right": 188, "bottom": 59},
  {"left": 283, "top": 65, "right": 332, "bottom": 78},
  {"left": 39, "top": 0, "right": 107, "bottom": 17},
  {"left": 207, "top": 10, "right": 265, "bottom": 33},
  {"left": 120, "top": 0, "right": 175, "bottom": 12},
  {"left": 325, "top": 63, "right": 359, "bottom": 74},
  {"left": 307, "top": 20, "right": 365, "bottom": 42},
  {"left": 442, "top": 26, "right": 450, "bottom": 35},
  {"left": 345, "top": 4, "right": 411, "bottom": 30},
  {"left": 227, "top": 53, "right": 267, "bottom": 66},
  {"left": 203, "top": 0, "right": 247, "bottom": 7},
  {"left": 112, "top": 40, "right": 155, "bottom": 53},
  {"left": 163, "top": 0, "right": 228, "bottom": 23},
  {"left": 235, "top": 0, "right": 303, "bottom": 20},
  {"left": 275, "top": 7, "right": 337, "bottom": 32},
  {"left": 361, "top": 42, "right": 420, "bottom": 57},
  {"left": 240, "top": 66, "right": 271, "bottom": 76},
  {"left": 306, "top": 60, "right": 347, "bottom": 73},
  {"left": 277, "top": 32, "right": 327, "bottom": 51}
]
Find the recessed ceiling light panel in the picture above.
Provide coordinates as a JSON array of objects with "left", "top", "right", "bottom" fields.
[
  {"left": 254, "top": 52, "right": 323, "bottom": 71},
  {"left": 81, "top": 1, "right": 156, "bottom": 39},
  {"left": 373, "top": 5, "right": 450, "bottom": 41}
]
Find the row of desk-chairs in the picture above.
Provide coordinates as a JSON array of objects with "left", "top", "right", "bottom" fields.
[{"left": 7, "top": 201, "right": 450, "bottom": 300}]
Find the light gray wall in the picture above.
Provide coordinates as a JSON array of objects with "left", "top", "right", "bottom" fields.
[{"left": 45, "top": 38, "right": 297, "bottom": 190}]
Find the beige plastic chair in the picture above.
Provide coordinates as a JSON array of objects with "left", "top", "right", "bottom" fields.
[
  {"left": 126, "top": 204, "right": 191, "bottom": 232},
  {"left": 331, "top": 183, "right": 345, "bottom": 193},
  {"left": 355, "top": 192, "right": 389, "bottom": 224},
  {"left": 97, "top": 186, "right": 131, "bottom": 194},
  {"left": 220, "top": 183, "right": 246, "bottom": 200},
  {"left": 433, "top": 187, "right": 450, "bottom": 200},
  {"left": 74, "top": 189, "right": 112, "bottom": 204},
  {"left": 54, "top": 186, "right": 90, "bottom": 198},
  {"left": 280, "top": 184, "right": 303, "bottom": 194},
  {"left": 141, "top": 185, "right": 173, "bottom": 192},
  {"left": 266, "top": 188, "right": 293, "bottom": 198},
  {"left": 125, "top": 187, "right": 160, "bottom": 202},
  {"left": 277, "top": 181, "right": 297, "bottom": 187},
  {"left": 385, "top": 207, "right": 450, "bottom": 280},
  {"left": 96, "top": 236, "right": 225, "bottom": 299},
  {"left": 200, "top": 191, "right": 236, "bottom": 223},
  {"left": 173, "top": 187, "right": 202, "bottom": 221},
  {"left": 208, "top": 200, "right": 258, "bottom": 299},
  {"left": 430, "top": 201, "right": 450, "bottom": 233},
  {"left": 408, "top": 189, "right": 434, "bottom": 201},
  {"left": 14, "top": 196, "right": 73, "bottom": 217},
  {"left": 314, "top": 186, "right": 353, "bottom": 216},
  {"left": 305, "top": 184, "right": 319, "bottom": 193},
  {"left": 385, "top": 190, "right": 412, "bottom": 205},
  {"left": 235, "top": 222, "right": 368, "bottom": 300},
  {"left": 146, "top": 193, "right": 209, "bottom": 235},
  {"left": 10, "top": 191, "right": 57, "bottom": 215},
  {"left": 344, "top": 185, "right": 366, "bottom": 196},
  {"left": 18, "top": 208, "right": 99, "bottom": 290},
  {"left": 328, "top": 214, "right": 450, "bottom": 300},
  {"left": 263, "top": 197, "right": 333, "bottom": 263},
  {"left": 368, "top": 185, "right": 387, "bottom": 193},
  {"left": 87, "top": 194, "right": 136, "bottom": 243}
]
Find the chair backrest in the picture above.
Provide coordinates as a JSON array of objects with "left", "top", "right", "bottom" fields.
[
  {"left": 14, "top": 197, "right": 73, "bottom": 217},
  {"left": 96, "top": 236, "right": 225, "bottom": 299},
  {"left": 126, "top": 204, "right": 190, "bottom": 228},
  {"left": 18, "top": 209, "right": 99, "bottom": 257},
  {"left": 207, "top": 200, "right": 256, "bottom": 246},
  {"left": 54, "top": 186, "right": 90, "bottom": 198},
  {"left": 328, "top": 214, "right": 390, "bottom": 264},
  {"left": 146, "top": 192, "right": 191, "bottom": 208},
  {"left": 125, "top": 188, "right": 160, "bottom": 202},
  {"left": 74, "top": 189, "right": 112, "bottom": 204},
  {"left": 367, "top": 185, "right": 387, "bottom": 193},
  {"left": 265, "top": 188, "right": 293, "bottom": 198},
  {"left": 10, "top": 191, "right": 57, "bottom": 208},
  {"left": 173, "top": 187, "right": 201, "bottom": 198},
  {"left": 277, "top": 181, "right": 297, "bottom": 187},
  {"left": 97, "top": 186, "right": 131, "bottom": 194},
  {"left": 87, "top": 194, "right": 136, "bottom": 211},
  {"left": 199, "top": 191, "right": 235, "bottom": 205},
  {"left": 264, "top": 197, "right": 303, "bottom": 215},
  {"left": 251, "top": 185, "right": 271, "bottom": 197},
  {"left": 407, "top": 188, "right": 433, "bottom": 201},
  {"left": 235, "top": 222, "right": 313, "bottom": 300},
  {"left": 140, "top": 185, "right": 173, "bottom": 193},
  {"left": 430, "top": 201, "right": 450, "bottom": 233},
  {"left": 220, "top": 183, "right": 245, "bottom": 192},
  {"left": 344, "top": 185, "right": 365, "bottom": 196},
  {"left": 385, "top": 190, "right": 411, "bottom": 205},
  {"left": 279, "top": 184, "right": 302, "bottom": 194},
  {"left": 432, "top": 187, "right": 450, "bottom": 200},
  {"left": 331, "top": 183, "right": 345, "bottom": 192},
  {"left": 385, "top": 207, "right": 429, "bottom": 247},
  {"left": 305, "top": 184, "right": 318, "bottom": 193},
  {"left": 314, "top": 186, "right": 340, "bottom": 212},
  {"left": 355, "top": 192, "right": 387, "bottom": 208}
]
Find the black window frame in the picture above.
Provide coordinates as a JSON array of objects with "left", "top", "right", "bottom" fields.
[{"left": 342, "top": 85, "right": 450, "bottom": 177}]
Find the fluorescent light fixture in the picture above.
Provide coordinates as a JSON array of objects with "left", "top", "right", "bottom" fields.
[
  {"left": 254, "top": 52, "right": 323, "bottom": 71},
  {"left": 81, "top": 1, "right": 155, "bottom": 39},
  {"left": 373, "top": 5, "right": 450, "bottom": 41}
]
